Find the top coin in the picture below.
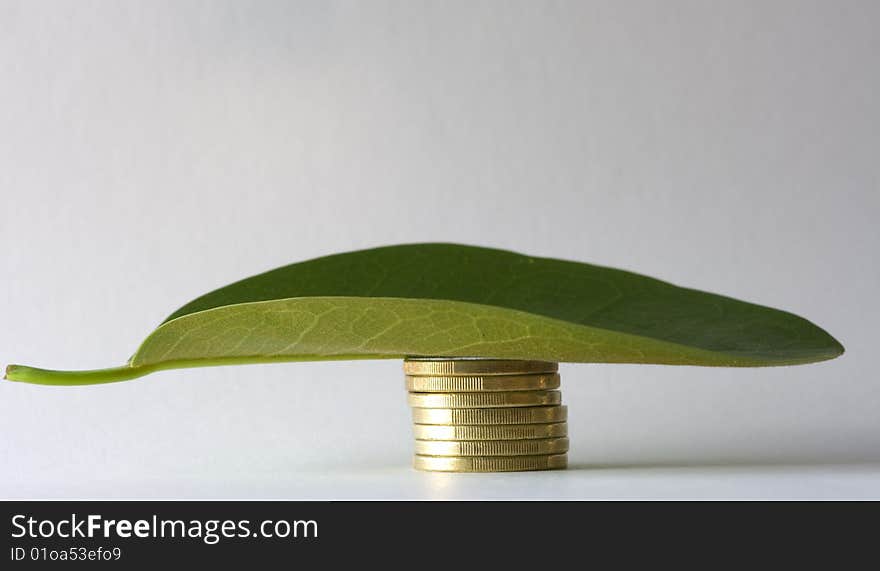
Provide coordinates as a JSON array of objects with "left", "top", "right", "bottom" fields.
[{"left": 404, "top": 359, "right": 558, "bottom": 376}]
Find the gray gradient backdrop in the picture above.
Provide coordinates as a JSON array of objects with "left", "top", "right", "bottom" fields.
[{"left": 1, "top": 1, "right": 878, "bottom": 498}]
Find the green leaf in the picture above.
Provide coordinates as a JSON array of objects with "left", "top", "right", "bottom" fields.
[{"left": 5, "top": 243, "right": 843, "bottom": 385}]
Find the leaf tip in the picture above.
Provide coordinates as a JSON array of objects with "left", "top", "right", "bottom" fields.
[
  {"left": 831, "top": 338, "right": 846, "bottom": 359},
  {"left": 819, "top": 326, "right": 845, "bottom": 362}
]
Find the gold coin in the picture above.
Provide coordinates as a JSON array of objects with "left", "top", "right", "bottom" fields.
[
  {"left": 404, "top": 359, "right": 558, "bottom": 376},
  {"left": 414, "top": 437, "right": 569, "bottom": 457},
  {"left": 407, "top": 390, "right": 561, "bottom": 409},
  {"left": 405, "top": 373, "right": 560, "bottom": 392},
  {"left": 411, "top": 405, "right": 567, "bottom": 425},
  {"left": 413, "top": 454, "right": 567, "bottom": 472},
  {"left": 412, "top": 422, "right": 568, "bottom": 441}
]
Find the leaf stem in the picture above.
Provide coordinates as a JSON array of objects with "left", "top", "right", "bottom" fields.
[
  {"left": 4, "top": 354, "right": 404, "bottom": 386},
  {"left": 4, "top": 364, "right": 155, "bottom": 386}
]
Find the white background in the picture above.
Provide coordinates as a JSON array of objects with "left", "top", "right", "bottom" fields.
[{"left": 1, "top": 1, "right": 878, "bottom": 499}]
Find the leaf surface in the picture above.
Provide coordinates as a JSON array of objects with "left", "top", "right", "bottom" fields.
[{"left": 5, "top": 243, "right": 843, "bottom": 385}]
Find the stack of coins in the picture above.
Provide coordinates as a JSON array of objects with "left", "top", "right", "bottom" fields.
[{"left": 404, "top": 358, "right": 568, "bottom": 472}]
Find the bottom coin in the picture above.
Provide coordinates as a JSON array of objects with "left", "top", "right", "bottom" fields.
[{"left": 413, "top": 454, "right": 568, "bottom": 472}]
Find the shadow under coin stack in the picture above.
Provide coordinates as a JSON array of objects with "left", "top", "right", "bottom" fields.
[{"left": 404, "top": 358, "right": 568, "bottom": 472}]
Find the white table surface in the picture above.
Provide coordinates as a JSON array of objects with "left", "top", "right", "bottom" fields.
[{"left": 8, "top": 461, "right": 879, "bottom": 501}]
